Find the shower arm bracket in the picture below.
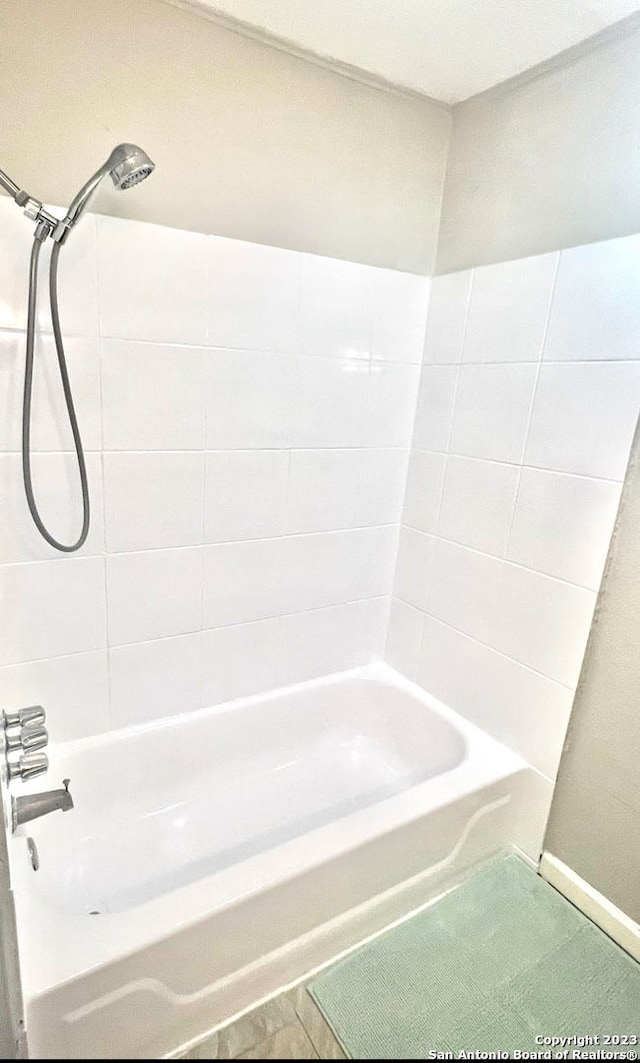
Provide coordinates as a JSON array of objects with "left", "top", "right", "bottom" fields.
[{"left": 0, "top": 167, "right": 60, "bottom": 239}]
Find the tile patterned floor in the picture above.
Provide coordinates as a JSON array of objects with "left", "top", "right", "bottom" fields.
[{"left": 181, "top": 985, "right": 345, "bottom": 1060}]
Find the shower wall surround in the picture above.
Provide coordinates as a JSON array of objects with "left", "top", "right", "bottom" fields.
[
  {"left": 387, "top": 232, "right": 640, "bottom": 780},
  {"left": 0, "top": 197, "right": 428, "bottom": 740}
]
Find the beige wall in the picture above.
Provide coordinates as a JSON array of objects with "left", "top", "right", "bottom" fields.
[
  {"left": 437, "top": 22, "right": 640, "bottom": 273},
  {"left": 0, "top": 0, "right": 450, "bottom": 274},
  {"left": 544, "top": 420, "right": 640, "bottom": 923}
]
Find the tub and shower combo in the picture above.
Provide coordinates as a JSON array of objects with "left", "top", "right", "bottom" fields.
[
  {"left": 9, "top": 666, "right": 546, "bottom": 1058},
  {"left": 1, "top": 146, "right": 551, "bottom": 1058}
]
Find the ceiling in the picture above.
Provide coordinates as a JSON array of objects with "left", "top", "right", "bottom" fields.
[{"left": 184, "top": 0, "right": 640, "bottom": 104}]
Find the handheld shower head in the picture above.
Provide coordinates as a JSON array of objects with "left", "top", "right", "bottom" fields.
[
  {"left": 13, "top": 144, "right": 155, "bottom": 553},
  {"left": 107, "top": 143, "right": 155, "bottom": 190},
  {"left": 58, "top": 142, "right": 155, "bottom": 239}
]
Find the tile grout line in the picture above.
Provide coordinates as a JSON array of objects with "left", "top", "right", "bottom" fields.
[
  {"left": 403, "top": 447, "right": 625, "bottom": 485},
  {"left": 0, "top": 523, "right": 400, "bottom": 567},
  {"left": 198, "top": 346, "right": 208, "bottom": 709},
  {"left": 0, "top": 594, "right": 390, "bottom": 670},
  {"left": 434, "top": 267, "right": 475, "bottom": 539},
  {"left": 504, "top": 250, "right": 562, "bottom": 558},
  {"left": 407, "top": 271, "right": 475, "bottom": 682},
  {"left": 401, "top": 521, "right": 599, "bottom": 594},
  {"left": 393, "top": 594, "right": 575, "bottom": 692}
]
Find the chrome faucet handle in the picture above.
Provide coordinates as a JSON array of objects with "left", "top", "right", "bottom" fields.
[
  {"left": 7, "top": 751, "right": 48, "bottom": 782},
  {"left": 3, "top": 706, "right": 46, "bottom": 730},
  {"left": 5, "top": 725, "right": 48, "bottom": 753}
]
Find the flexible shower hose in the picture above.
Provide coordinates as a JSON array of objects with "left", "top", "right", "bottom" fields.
[{"left": 22, "top": 233, "right": 90, "bottom": 552}]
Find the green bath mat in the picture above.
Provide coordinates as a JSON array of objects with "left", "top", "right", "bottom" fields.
[{"left": 309, "top": 854, "right": 640, "bottom": 1059}]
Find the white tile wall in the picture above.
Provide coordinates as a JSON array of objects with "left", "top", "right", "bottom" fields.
[
  {"left": 507, "top": 468, "right": 622, "bottom": 590},
  {"left": 0, "top": 452, "right": 104, "bottom": 563},
  {"left": 0, "top": 333, "right": 102, "bottom": 452},
  {"left": 101, "top": 340, "right": 206, "bottom": 450},
  {"left": 403, "top": 450, "right": 446, "bottom": 535},
  {"left": 0, "top": 651, "right": 110, "bottom": 742},
  {"left": 525, "top": 361, "right": 640, "bottom": 479},
  {"left": 449, "top": 363, "right": 537, "bottom": 464},
  {"left": 0, "top": 200, "right": 99, "bottom": 336},
  {"left": 106, "top": 548, "right": 203, "bottom": 646},
  {"left": 422, "top": 270, "right": 472, "bottom": 364},
  {"left": 103, "top": 452, "right": 205, "bottom": 552},
  {"left": 543, "top": 234, "right": 640, "bottom": 362},
  {"left": 413, "top": 614, "right": 574, "bottom": 780},
  {"left": 438, "top": 456, "right": 519, "bottom": 556},
  {"left": 0, "top": 199, "right": 425, "bottom": 739},
  {"left": 3, "top": 195, "right": 637, "bottom": 779},
  {"left": 0, "top": 558, "right": 107, "bottom": 667},
  {"left": 412, "top": 365, "right": 458, "bottom": 451},
  {"left": 97, "top": 215, "right": 212, "bottom": 345},
  {"left": 462, "top": 252, "right": 557, "bottom": 364},
  {"left": 109, "top": 633, "right": 203, "bottom": 728},
  {"left": 388, "top": 234, "right": 640, "bottom": 779},
  {"left": 204, "top": 450, "right": 288, "bottom": 542},
  {"left": 372, "top": 271, "right": 430, "bottom": 364}
]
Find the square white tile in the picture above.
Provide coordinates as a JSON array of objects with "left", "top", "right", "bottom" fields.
[
  {"left": 201, "top": 618, "right": 281, "bottom": 707},
  {"left": 393, "top": 526, "right": 435, "bottom": 612},
  {"left": 286, "top": 450, "right": 359, "bottom": 534},
  {"left": 412, "top": 366, "right": 458, "bottom": 451},
  {"left": 299, "top": 254, "right": 375, "bottom": 359},
  {"left": 365, "top": 363, "right": 420, "bottom": 447},
  {"left": 463, "top": 252, "right": 557, "bottom": 363},
  {"left": 106, "top": 547, "right": 203, "bottom": 646},
  {"left": 356, "top": 448, "right": 409, "bottom": 527},
  {"left": 450, "top": 363, "right": 537, "bottom": 463},
  {"left": 524, "top": 361, "right": 640, "bottom": 479},
  {"left": 205, "top": 350, "right": 296, "bottom": 450},
  {"left": 402, "top": 450, "right": 446, "bottom": 535},
  {"left": 507, "top": 468, "right": 621, "bottom": 590},
  {"left": 202, "top": 537, "right": 289, "bottom": 627},
  {"left": 422, "top": 270, "right": 472, "bottom": 365},
  {"left": 0, "top": 650, "right": 110, "bottom": 743},
  {"left": 103, "top": 452, "right": 204, "bottom": 552},
  {"left": 204, "top": 450, "right": 288, "bottom": 542},
  {"left": 426, "top": 538, "right": 505, "bottom": 647},
  {"left": 0, "top": 333, "right": 102, "bottom": 452},
  {"left": 101, "top": 340, "right": 205, "bottom": 450},
  {"left": 0, "top": 557, "right": 106, "bottom": 666},
  {"left": 0, "top": 452, "right": 104, "bottom": 563},
  {"left": 281, "top": 527, "right": 397, "bottom": 615},
  {"left": 279, "top": 598, "right": 387, "bottom": 685},
  {"left": 492, "top": 561, "right": 596, "bottom": 688},
  {"left": 294, "top": 356, "right": 369, "bottom": 448},
  {"left": 97, "top": 215, "right": 211, "bottom": 344},
  {"left": 372, "top": 270, "right": 429, "bottom": 364},
  {"left": 209, "top": 237, "right": 300, "bottom": 353},
  {"left": 438, "top": 455, "right": 520, "bottom": 556},
  {"left": 415, "top": 614, "right": 574, "bottom": 778},
  {"left": 544, "top": 234, "right": 640, "bottom": 362},
  {"left": 109, "top": 633, "right": 202, "bottom": 728},
  {"left": 344, "top": 525, "right": 399, "bottom": 601}
]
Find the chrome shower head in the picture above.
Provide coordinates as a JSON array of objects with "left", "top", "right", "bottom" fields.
[
  {"left": 107, "top": 143, "right": 156, "bottom": 190},
  {"left": 58, "top": 142, "right": 155, "bottom": 240}
]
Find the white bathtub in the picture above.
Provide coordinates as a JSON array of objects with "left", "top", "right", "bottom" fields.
[{"left": 7, "top": 662, "right": 551, "bottom": 1059}]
